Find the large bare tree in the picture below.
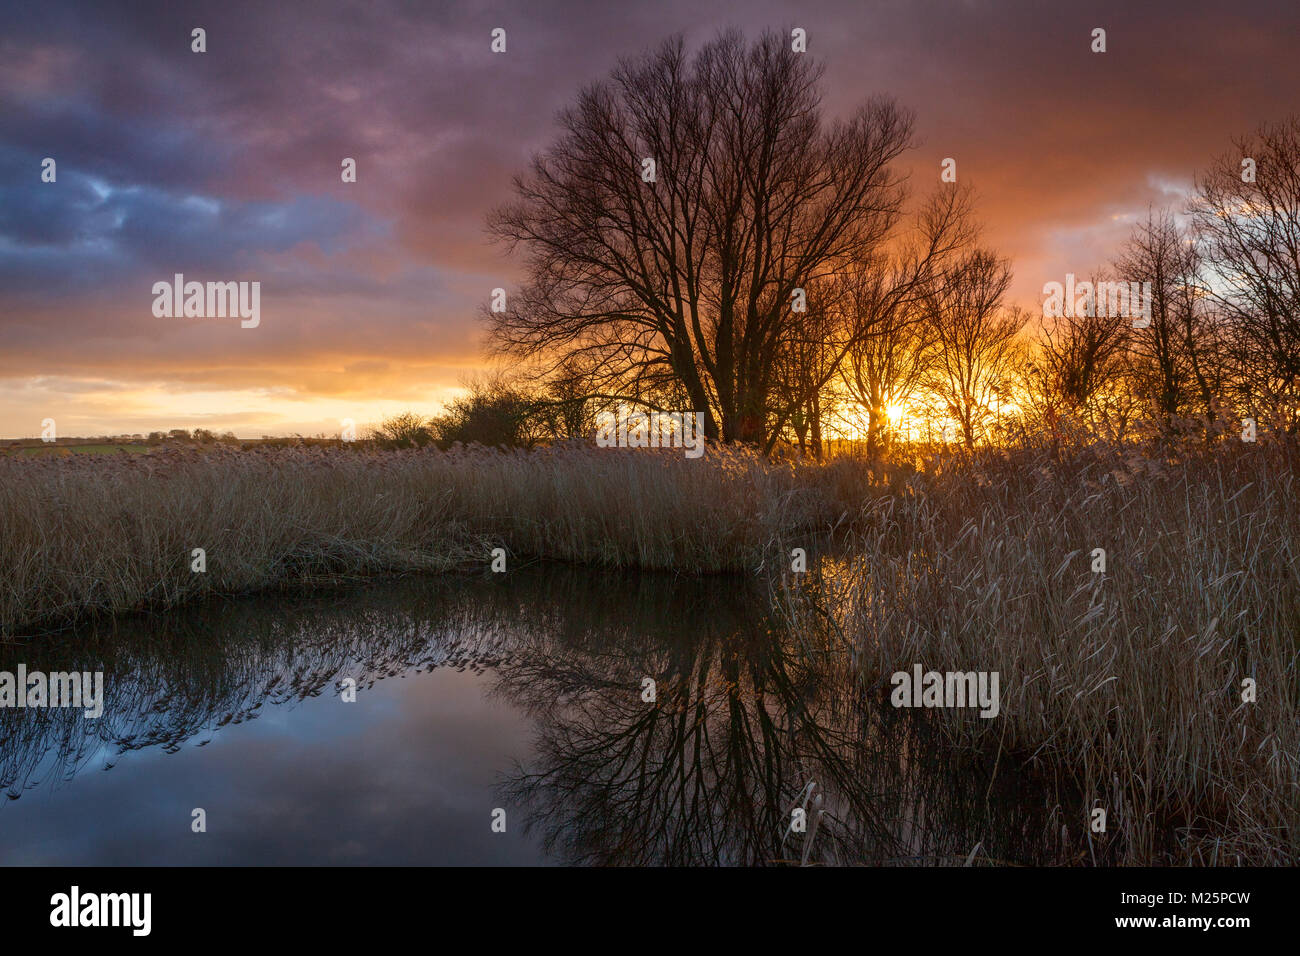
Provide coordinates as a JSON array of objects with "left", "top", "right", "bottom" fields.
[{"left": 486, "top": 30, "right": 915, "bottom": 444}]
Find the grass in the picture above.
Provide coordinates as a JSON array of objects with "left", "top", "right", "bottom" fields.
[
  {"left": 787, "top": 439, "right": 1300, "bottom": 865},
  {"left": 3, "top": 435, "right": 1296, "bottom": 864},
  {"left": 0, "top": 441, "right": 848, "bottom": 636}
]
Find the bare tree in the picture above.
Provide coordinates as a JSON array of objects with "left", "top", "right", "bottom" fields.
[
  {"left": 1039, "top": 287, "right": 1130, "bottom": 413},
  {"left": 539, "top": 356, "right": 610, "bottom": 440},
  {"left": 1192, "top": 117, "right": 1300, "bottom": 430},
  {"left": 770, "top": 283, "right": 844, "bottom": 456},
  {"left": 923, "top": 250, "right": 1022, "bottom": 448},
  {"left": 838, "top": 188, "right": 977, "bottom": 455},
  {"left": 487, "top": 30, "right": 915, "bottom": 446},
  {"left": 1115, "top": 210, "right": 1223, "bottom": 428},
  {"left": 374, "top": 411, "right": 434, "bottom": 449},
  {"left": 429, "top": 373, "right": 549, "bottom": 449},
  {"left": 1021, "top": 268, "right": 1132, "bottom": 446}
]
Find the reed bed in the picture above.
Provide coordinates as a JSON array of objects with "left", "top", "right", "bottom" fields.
[
  {"left": 0, "top": 441, "right": 846, "bottom": 636},
  {"left": 823, "top": 440, "right": 1300, "bottom": 864}
]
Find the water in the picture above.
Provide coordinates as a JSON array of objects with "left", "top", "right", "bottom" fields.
[{"left": 0, "top": 566, "right": 1070, "bottom": 865}]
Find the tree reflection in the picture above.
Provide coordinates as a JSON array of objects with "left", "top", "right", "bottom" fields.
[{"left": 491, "top": 570, "right": 1077, "bottom": 865}]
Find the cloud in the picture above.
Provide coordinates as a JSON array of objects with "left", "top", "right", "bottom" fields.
[{"left": 2, "top": 0, "right": 1297, "bottom": 435}]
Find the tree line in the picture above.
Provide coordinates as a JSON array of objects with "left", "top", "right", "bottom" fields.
[{"left": 422, "top": 31, "right": 1300, "bottom": 456}]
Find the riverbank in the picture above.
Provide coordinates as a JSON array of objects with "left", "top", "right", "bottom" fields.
[{"left": 2, "top": 441, "right": 860, "bottom": 636}]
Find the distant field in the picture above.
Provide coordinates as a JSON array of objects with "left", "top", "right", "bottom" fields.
[
  {"left": 6, "top": 443, "right": 152, "bottom": 456},
  {"left": 4, "top": 438, "right": 348, "bottom": 456}
]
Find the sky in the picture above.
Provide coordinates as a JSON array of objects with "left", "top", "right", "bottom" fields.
[{"left": 1, "top": 0, "right": 1295, "bottom": 438}]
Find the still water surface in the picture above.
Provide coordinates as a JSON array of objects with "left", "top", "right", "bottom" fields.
[{"left": 0, "top": 566, "right": 1067, "bottom": 865}]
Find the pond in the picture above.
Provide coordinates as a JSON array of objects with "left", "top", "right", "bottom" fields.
[{"left": 0, "top": 565, "right": 1071, "bottom": 865}]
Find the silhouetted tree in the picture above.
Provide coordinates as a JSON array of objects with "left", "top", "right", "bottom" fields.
[
  {"left": 923, "top": 250, "right": 1022, "bottom": 448},
  {"left": 1115, "top": 210, "right": 1223, "bottom": 428},
  {"left": 374, "top": 411, "right": 433, "bottom": 449},
  {"left": 487, "top": 30, "right": 915, "bottom": 446},
  {"left": 839, "top": 188, "right": 978, "bottom": 455},
  {"left": 1193, "top": 116, "right": 1300, "bottom": 431},
  {"left": 430, "top": 374, "right": 548, "bottom": 449}
]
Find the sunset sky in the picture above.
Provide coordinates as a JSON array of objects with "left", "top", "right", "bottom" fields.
[{"left": 2, "top": 0, "right": 1295, "bottom": 438}]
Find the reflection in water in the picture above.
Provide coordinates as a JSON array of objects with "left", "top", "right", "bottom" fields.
[{"left": 0, "top": 566, "right": 1075, "bottom": 865}]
